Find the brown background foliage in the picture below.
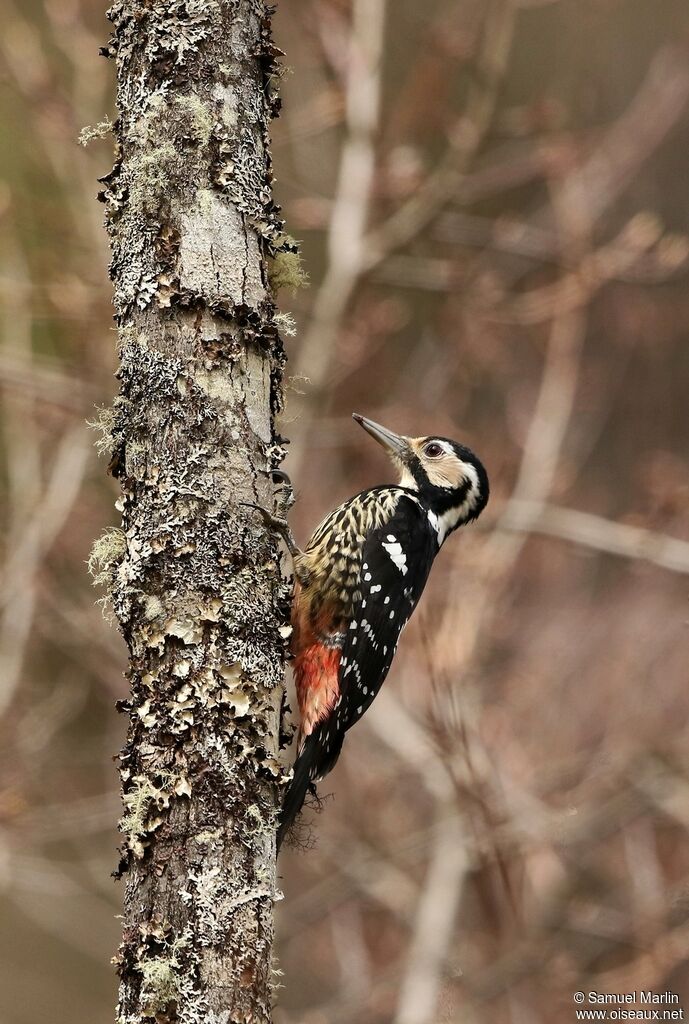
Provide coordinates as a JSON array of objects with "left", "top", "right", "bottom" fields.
[{"left": 0, "top": 2, "right": 688, "bottom": 1022}]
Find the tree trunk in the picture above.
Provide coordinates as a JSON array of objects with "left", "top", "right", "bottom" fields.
[{"left": 98, "top": 3, "right": 289, "bottom": 1021}]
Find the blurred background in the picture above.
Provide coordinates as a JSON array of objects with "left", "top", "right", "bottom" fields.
[{"left": 1, "top": 1, "right": 689, "bottom": 1022}]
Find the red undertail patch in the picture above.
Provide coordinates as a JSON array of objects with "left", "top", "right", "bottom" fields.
[{"left": 294, "top": 643, "right": 341, "bottom": 745}]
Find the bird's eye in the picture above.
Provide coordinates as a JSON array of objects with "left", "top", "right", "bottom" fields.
[{"left": 423, "top": 442, "right": 443, "bottom": 459}]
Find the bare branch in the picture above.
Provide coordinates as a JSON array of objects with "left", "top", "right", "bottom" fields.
[
  {"left": 500, "top": 501, "right": 689, "bottom": 575},
  {"left": 364, "top": 1, "right": 517, "bottom": 267},
  {"left": 394, "top": 814, "right": 470, "bottom": 1024}
]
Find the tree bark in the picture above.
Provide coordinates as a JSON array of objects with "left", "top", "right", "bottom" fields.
[{"left": 98, "top": 3, "right": 289, "bottom": 1021}]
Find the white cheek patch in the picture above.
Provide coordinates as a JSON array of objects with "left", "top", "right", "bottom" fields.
[
  {"left": 382, "top": 539, "right": 408, "bottom": 575},
  {"left": 426, "top": 452, "right": 462, "bottom": 490},
  {"left": 429, "top": 463, "right": 483, "bottom": 544},
  {"left": 462, "top": 462, "right": 480, "bottom": 493},
  {"left": 426, "top": 469, "right": 454, "bottom": 490}
]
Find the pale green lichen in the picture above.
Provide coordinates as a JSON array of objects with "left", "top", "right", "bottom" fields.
[
  {"left": 139, "top": 935, "right": 189, "bottom": 1014},
  {"left": 142, "top": 594, "right": 164, "bottom": 621},
  {"left": 128, "top": 142, "right": 179, "bottom": 217},
  {"left": 120, "top": 776, "right": 159, "bottom": 844},
  {"left": 88, "top": 528, "right": 127, "bottom": 587},
  {"left": 268, "top": 251, "right": 308, "bottom": 294},
  {"left": 267, "top": 236, "right": 308, "bottom": 294},
  {"left": 79, "top": 117, "right": 114, "bottom": 146},
  {"left": 117, "top": 324, "right": 139, "bottom": 347},
  {"left": 125, "top": 93, "right": 213, "bottom": 221},
  {"left": 140, "top": 957, "right": 179, "bottom": 1010},
  {"left": 124, "top": 438, "right": 148, "bottom": 480},
  {"left": 127, "top": 94, "right": 166, "bottom": 148},
  {"left": 193, "top": 827, "right": 223, "bottom": 846},
  {"left": 270, "top": 954, "right": 285, "bottom": 997},
  {"left": 174, "top": 94, "right": 214, "bottom": 147},
  {"left": 273, "top": 310, "right": 296, "bottom": 336},
  {"left": 87, "top": 405, "right": 118, "bottom": 456},
  {"left": 242, "top": 802, "right": 274, "bottom": 843},
  {"left": 121, "top": 769, "right": 186, "bottom": 855},
  {"left": 87, "top": 525, "right": 127, "bottom": 624}
]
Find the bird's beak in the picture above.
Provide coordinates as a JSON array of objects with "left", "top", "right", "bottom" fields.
[{"left": 352, "top": 414, "right": 408, "bottom": 458}]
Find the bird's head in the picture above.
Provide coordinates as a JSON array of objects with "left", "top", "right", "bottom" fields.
[{"left": 353, "top": 413, "right": 489, "bottom": 541}]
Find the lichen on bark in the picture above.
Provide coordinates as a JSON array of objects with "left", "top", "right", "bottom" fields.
[{"left": 98, "top": 2, "right": 292, "bottom": 1021}]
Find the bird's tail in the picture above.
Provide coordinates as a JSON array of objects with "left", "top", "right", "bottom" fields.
[{"left": 277, "top": 735, "right": 316, "bottom": 852}]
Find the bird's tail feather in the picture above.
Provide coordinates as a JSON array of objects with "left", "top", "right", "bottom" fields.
[{"left": 277, "top": 736, "right": 316, "bottom": 852}]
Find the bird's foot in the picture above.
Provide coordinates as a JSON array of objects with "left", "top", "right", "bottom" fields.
[
  {"left": 246, "top": 504, "right": 300, "bottom": 557},
  {"left": 242, "top": 471, "right": 302, "bottom": 563}
]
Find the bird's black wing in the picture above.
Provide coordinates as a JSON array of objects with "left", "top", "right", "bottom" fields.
[{"left": 310, "top": 493, "right": 437, "bottom": 779}]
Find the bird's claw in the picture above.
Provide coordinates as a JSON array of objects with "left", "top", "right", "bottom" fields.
[
  {"left": 241, "top": 478, "right": 301, "bottom": 560},
  {"left": 257, "top": 468, "right": 296, "bottom": 517}
]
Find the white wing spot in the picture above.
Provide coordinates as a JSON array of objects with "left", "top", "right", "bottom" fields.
[
  {"left": 364, "top": 572, "right": 372, "bottom": 582},
  {"left": 382, "top": 540, "right": 407, "bottom": 575},
  {"left": 389, "top": 610, "right": 395, "bottom": 619},
  {"left": 386, "top": 534, "right": 396, "bottom": 542},
  {"left": 370, "top": 584, "right": 381, "bottom": 593},
  {"left": 384, "top": 596, "right": 390, "bottom": 604}
]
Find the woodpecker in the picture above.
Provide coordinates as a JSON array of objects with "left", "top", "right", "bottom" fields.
[{"left": 252, "top": 414, "right": 489, "bottom": 850}]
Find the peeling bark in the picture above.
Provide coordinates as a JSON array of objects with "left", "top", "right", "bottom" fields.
[{"left": 98, "top": 3, "right": 290, "bottom": 1021}]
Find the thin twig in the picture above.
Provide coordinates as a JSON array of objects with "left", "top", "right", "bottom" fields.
[
  {"left": 288, "top": 0, "right": 387, "bottom": 469},
  {"left": 364, "top": 0, "right": 516, "bottom": 267},
  {"left": 394, "top": 814, "right": 470, "bottom": 1024},
  {"left": 0, "top": 423, "right": 90, "bottom": 717}
]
